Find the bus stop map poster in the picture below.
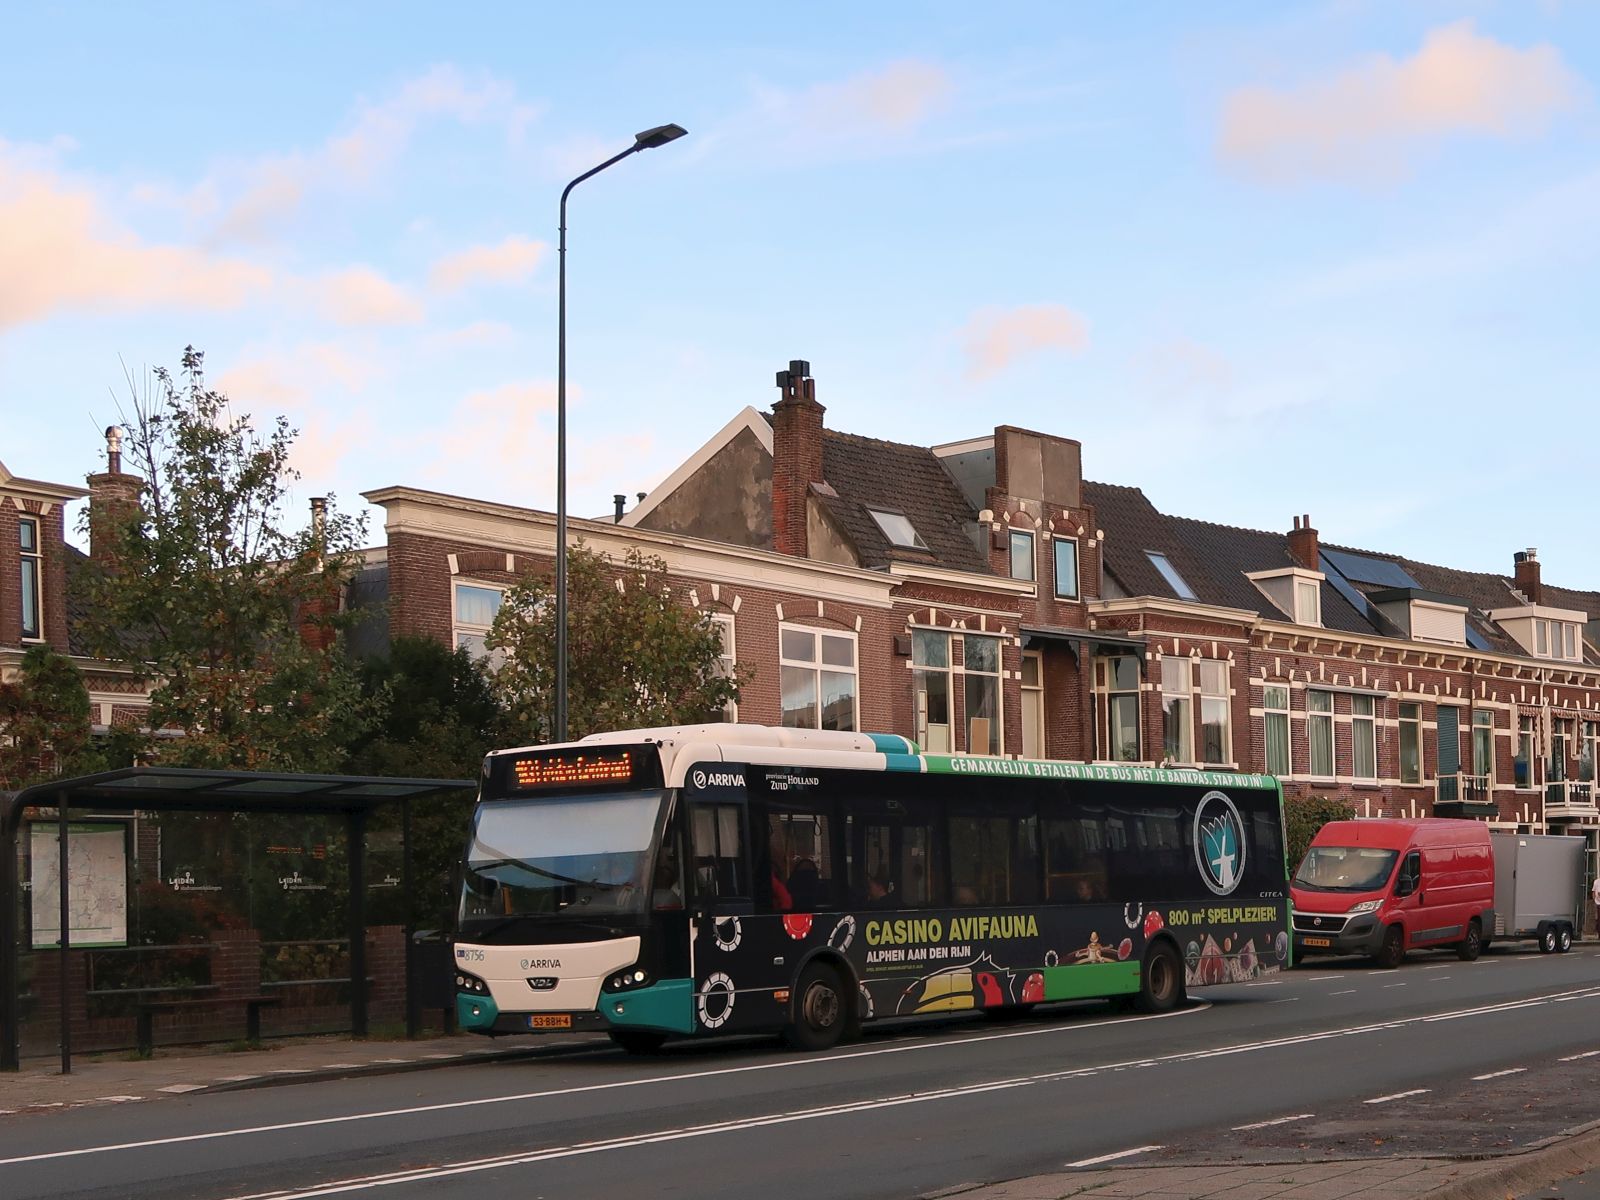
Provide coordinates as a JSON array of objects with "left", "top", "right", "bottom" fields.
[{"left": 29, "top": 822, "right": 130, "bottom": 949}]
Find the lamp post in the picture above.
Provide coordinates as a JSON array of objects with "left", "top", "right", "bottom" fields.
[{"left": 555, "top": 122, "right": 687, "bottom": 744}]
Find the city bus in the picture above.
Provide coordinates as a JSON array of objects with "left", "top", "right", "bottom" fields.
[{"left": 453, "top": 724, "right": 1290, "bottom": 1052}]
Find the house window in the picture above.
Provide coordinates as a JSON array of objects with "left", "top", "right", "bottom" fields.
[
  {"left": 19, "top": 516, "right": 42, "bottom": 641},
  {"left": 1096, "top": 656, "right": 1141, "bottom": 762},
  {"left": 1307, "top": 690, "right": 1334, "bottom": 778},
  {"left": 1399, "top": 702, "right": 1422, "bottom": 784},
  {"left": 1516, "top": 715, "right": 1535, "bottom": 788},
  {"left": 1197, "top": 660, "right": 1230, "bottom": 766},
  {"left": 1552, "top": 718, "right": 1572, "bottom": 783},
  {"left": 1052, "top": 537, "right": 1079, "bottom": 600},
  {"left": 867, "top": 509, "right": 928, "bottom": 550},
  {"left": 912, "top": 630, "right": 952, "bottom": 753},
  {"left": 1008, "top": 531, "right": 1035, "bottom": 582},
  {"left": 1472, "top": 709, "right": 1493, "bottom": 781},
  {"left": 1581, "top": 720, "right": 1598, "bottom": 784},
  {"left": 1536, "top": 620, "right": 1549, "bottom": 656},
  {"left": 779, "top": 625, "right": 857, "bottom": 732},
  {"left": 710, "top": 613, "right": 737, "bottom": 721},
  {"left": 1161, "top": 657, "right": 1192, "bottom": 764},
  {"left": 1264, "top": 685, "right": 1291, "bottom": 777},
  {"left": 1020, "top": 651, "right": 1045, "bottom": 759},
  {"left": 1295, "top": 579, "right": 1321, "bottom": 626},
  {"left": 1563, "top": 623, "right": 1578, "bottom": 661},
  {"left": 963, "top": 634, "right": 1002, "bottom": 756},
  {"left": 1146, "top": 551, "right": 1198, "bottom": 601},
  {"left": 453, "top": 582, "right": 504, "bottom": 661},
  {"left": 1352, "top": 695, "right": 1377, "bottom": 781}
]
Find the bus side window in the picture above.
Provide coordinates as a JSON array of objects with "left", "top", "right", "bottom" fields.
[
  {"left": 691, "top": 804, "right": 745, "bottom": 899},
  {"left": 768, "top": 809, "right": 838, "bottom": 911}
]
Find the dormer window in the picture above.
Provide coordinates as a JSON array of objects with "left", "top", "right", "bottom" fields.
[
  {"left": 1295, "top": 580, "right": 1321, "bottom": 626},
  {"left": 867, "top": 509, "right": 929, "bottom": 550},
  {"left": 1488, "top": 604, "right": 1588, "bottom": 663},
  {"left": 19, "top": 515, "right": 41, "bottom": 641},
  {"left": 1145, "top": 551, "right": 1197, "bottom": 601},
  {"left": 1246, "top": 566, "right": 1324, "bottom": 628}
]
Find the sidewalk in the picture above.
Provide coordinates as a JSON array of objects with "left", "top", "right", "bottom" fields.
[{"left": 3, "top": 1035, "right": 1598, "bottom": 1200}]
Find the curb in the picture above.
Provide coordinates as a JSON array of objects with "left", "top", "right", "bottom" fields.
[{"left": 1425, "top": 1122, "right": 1600, "bottom": 1200}]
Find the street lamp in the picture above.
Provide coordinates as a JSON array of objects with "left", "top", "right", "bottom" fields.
[{"left": 555, "top": 122, "right": 687, "bottom": 743}]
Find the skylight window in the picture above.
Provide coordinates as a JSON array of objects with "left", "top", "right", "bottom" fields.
[
  {"left": 868, "top": 509, "right": 929, "bottom": 550},
  {"left": 1146, "top": 551, "right": 1198, "bottom": 601}
]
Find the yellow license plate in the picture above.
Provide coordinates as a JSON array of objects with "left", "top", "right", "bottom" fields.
[
  {"left": 528, "top": 1014, "right": 572, "bottom": 1030},
  {"left": 1301, "top": 936, "right": 1332, "bottom": 948}
]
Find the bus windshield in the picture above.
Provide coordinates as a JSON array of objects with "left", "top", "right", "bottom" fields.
[
  {"left": 459, "top": 790, "right": 666, "bottom": 921},
  {"left": 1293, "top": 845, "right": 1399, "bottom": 893}
]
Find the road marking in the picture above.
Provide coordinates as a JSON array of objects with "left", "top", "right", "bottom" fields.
[
  {"left": 1421, "top": 964, "right": 1452, "bottom": 970},
  {"left": 1233, "top": 1113, "right": 1314, "bottom": 1131},
  {"left": 1383, "top": 983, "right": 1407, "bottom": 989},
  {"left": 1560, "top": 1051, "right": 1600, "bottom": 1061},
  {"left": 1365, "top": 1089, "right": 1429, "bottom": 1104},
  {"left": 1066, "top": 1145, "right": 1162, "bottom": 1168},
  {"left": 13, "top": 986, "right": 1600, "bottom": 1169},
  {"left": 1428, "top": 977, "right": 1452, "bottom": 982},
  {"left": 1307, "top": 975, "right": 1344, "bottom": 981},
  {"left": 1268, "top": 998, "right": 1299, "bottom": 1005},
  {"left": 1473, "top": 1068, "right": 1527, "bottom": 1080},
  {"left": 1330, "top": 989, "right": 1356, "bottom": 995},
  {"left": 95, "top": 1096, "right": 141, "bottom": 1103},
  {"left": 157, "top": 1085, "right": 206, "bottom": 1094}
]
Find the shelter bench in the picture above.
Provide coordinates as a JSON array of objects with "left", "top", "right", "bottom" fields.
[{"left": 135, "top": 994, "right": 280, "bottom": 1057}]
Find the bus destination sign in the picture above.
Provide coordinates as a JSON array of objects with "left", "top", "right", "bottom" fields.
[{"left": 511, "top": 750, "right": 635, "bottom": 790}]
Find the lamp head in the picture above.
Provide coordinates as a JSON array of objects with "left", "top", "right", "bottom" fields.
[{"left": 634, "top": 123, "right": 688, "bottom": 150}]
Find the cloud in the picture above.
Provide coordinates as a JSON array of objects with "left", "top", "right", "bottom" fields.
[
  {"left": 1219, "top": 22, "right": 1586, "bottom": 183},
  {"left": 0, "top": 143, "right": 273, "bottom": 329},
  {"left": 429, "top": 235, "right": 547, "bottom": 293},
  {"left": 426, "top": 320, "right": 518, "bottom": 351},
  {"left": 962, "top": 304, "right": 1089, "bottom": 379},
  {"left": 311, "top": 266, "right": 424, "bottom": 326}
]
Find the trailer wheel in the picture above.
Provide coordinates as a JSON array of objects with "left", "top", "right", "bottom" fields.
[
  {"left": 1539, "top": 924, "right": 1558, "bottom": 954},
  {"left": 1557, "top": 925, "right": 1573, "bottom": 953},
  {"left": 1456, "top": 919, "right": 1483, "bottom": 962},
  {"left": 1373, "top": 925, "right": 1406, "bottom": 969},
  {"left": 785, "top": 962, "right": 847, "bottom": 1052}
]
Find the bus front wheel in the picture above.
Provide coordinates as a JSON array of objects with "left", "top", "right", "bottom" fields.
[
  {"left": 1134, "top": 943, "right": 1184, "bottom": 1013},
  {"left": 786, "top": 962, "right": 847, "bottom": 1052},
  {"left": 608, "top": 1029, "right": 668, "bottom": 1055}
]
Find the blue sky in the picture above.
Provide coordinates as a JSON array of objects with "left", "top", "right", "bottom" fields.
[{"left": 4, "top": 3, "right": 1598, "bottom": 588}]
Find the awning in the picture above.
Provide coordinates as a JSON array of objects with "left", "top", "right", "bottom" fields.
[{"left": 1019, "top": 624, "right": 1146, "bottom": 661}]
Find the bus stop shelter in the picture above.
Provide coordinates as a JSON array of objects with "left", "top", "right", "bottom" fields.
[{"left": 1, "top": 767, "right": 473, "bottom": 1073}]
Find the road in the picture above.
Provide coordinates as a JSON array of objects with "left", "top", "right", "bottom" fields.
[{"left": 4, "top": 944, "right": 1599, "bottom": 1200}]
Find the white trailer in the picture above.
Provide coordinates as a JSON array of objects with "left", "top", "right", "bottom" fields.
[{"left": 1488, "top": 833, "right": 1585, "bottom": 953}]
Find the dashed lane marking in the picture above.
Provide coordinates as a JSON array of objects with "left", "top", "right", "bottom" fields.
[
  {"left": 1330, "top": 989, "right": 1356, "bottom": 995},
  {"left": 1472, "top": 1068, "right": 1527, "bottom": 1081},
  {"left": 1066, "top": 1145, "right": 1163, "bottom": 1167},
  {"left": 1365, "top": 1089, "right": 1429, "bottom": 1104},
  {"left": 1560, "top": 1051, "right": 1600, "bottom": 1061},
  {"left": 1233, "top": 1113, "right": 1314, "bottom": 1131}
]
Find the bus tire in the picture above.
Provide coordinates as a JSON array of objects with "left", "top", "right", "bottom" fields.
[
  {"left": 1558, "top": 925, "right": 1574, "bottom": 953},
  {"left": 1374, "top": 925, "right": 1406, "bottom": 969},
  {"left": 608, "top": 1029, "right": 668, "bottom": 1055},
  {"left": 1134, "top": 943, "right": 1183, "bottom": 1013},
  {"left": 1456, "top": 919, "right": 1483, "bottom": 962},
  {"left": 786, "top": 962, "right": 847, "bottom": 1052}
]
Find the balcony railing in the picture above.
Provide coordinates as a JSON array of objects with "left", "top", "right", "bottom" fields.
[
  {"left": 1436, "top": 773, "right": 1490, "bottom": 805},
  {"left": 1545, "top": 780, "right": 1598, "bottom": 818}
]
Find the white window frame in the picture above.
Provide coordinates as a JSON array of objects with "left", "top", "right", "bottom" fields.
[
  {"left": 1472, "top": 708, "right": 1494, "bottom": 782},
  {"left": 1196, "top": 659, "right": 1231, "bottom": 767},
  {"left": 1160, "top": 657, "right": 1193, "bottom": 765},
  {"left": 1399, "top": 701, "right": 1423, "bottom": 785},
  {"left": 452, "top": 580, "right": 505, "bottom": 662},
  {"left": 1516, "top": 715, "right": 1536, "bottom": 790},
  {"left": 1263, "top": 684, "right": 1291, "bottom": 777},
  {"left": 1020, "top": 649, "right": 1046, "bottom": 760},
  {"left": 912, "top": 629, "right": 953, "bottom": 753},
  {"left": 779, "top": 623, "right": 859, "bottom": 732},
  {"left": 1095, "top": 655, "right": 1142, "bottom": 763},
  {"left": 961, "top": 632, "right": 1004, "bottom": 756},
  {"left": 710, "top": 613, "right": 737, "bottom": 721},
  {"left": 1052, "top": 536, "right": 1080, "bottom": 600},
  {"left": 1008, "top": 529, "right": 1035, "bottom": 582},
  {"left": 1295, "top": 579, "right": 1321, "bottom": 626},
  {"left": 19, "top": 515, "right": 42, "bottom": 642},
  {"left": 1307, "top": 689, "right": 1335, "bottom": 779},
  {"left": 1352, "top": 694, "right": 1377, "bottom": 781}
]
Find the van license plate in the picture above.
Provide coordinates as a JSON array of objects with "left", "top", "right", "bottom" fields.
[
  {"left": 1301, "top": 937, "right": 1332, "bottom": 948},
  {"left": 528, "top": 1014, "right": 572, "bottom": 1030}
]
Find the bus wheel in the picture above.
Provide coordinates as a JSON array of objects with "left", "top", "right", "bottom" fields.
[
  {"left": 1456, "top": 920, "right": 1483, "bottom": 962},
  {"left": 1134, "top": 944, "right": 1183, "bottom": 1013},
  {"left": 608, "top": 1030, "right": 668, "bottom": 1055},
  {"left": 1374, "top": 926, "right": 1406, "bottom": 969},
  {"left": 786, "top": 962, "right": 846, "bottom": 1052},
  {"left": 1558, "top": 925, "right": 1574, "bottom": 953}
]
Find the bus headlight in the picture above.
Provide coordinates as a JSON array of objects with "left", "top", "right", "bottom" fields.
[
  {"left": 456, "top": 971, "right": 491, "bottom": 995},
  {"left": 605, "top": 968, "right": 650, "bottom": 992}
]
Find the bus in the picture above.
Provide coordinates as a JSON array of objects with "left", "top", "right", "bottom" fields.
[{"left": 453, "top": 724, "right": 1290, "bottom": 1053}]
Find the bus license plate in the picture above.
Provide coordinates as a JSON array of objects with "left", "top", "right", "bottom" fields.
[
  {"left": 1301, "top": 936, "right": 1332, "bottom": 948},
  {"left": 528, "top": 1014, "right": 572, "bottom": 1030}
]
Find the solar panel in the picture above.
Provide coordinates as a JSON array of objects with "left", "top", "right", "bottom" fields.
[
  {"left": 1321, "top": 548, "right": 1420, "bottom": 590},
  {"left": 1318, "top": 555, "right": 1374, "bottom": 620}
]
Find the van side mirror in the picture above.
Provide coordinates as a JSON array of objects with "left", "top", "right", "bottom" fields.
[{"left": 1395, "top": 874, "right": 1417, "bottom": 898}]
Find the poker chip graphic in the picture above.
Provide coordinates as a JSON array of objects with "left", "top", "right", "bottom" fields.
[
  {"left": 828, "top": 915, "right": 857, "bottom": 953},
  {"left": 697, "top": 972, "right": 736, "bottom": 1029},
  {"left": 1044, "top": 949, "right": 1060, "bottom": 967},
  {"left": 1123, "top": 902, "right": 1143, "bottom": 930},
  {"left": 713, "top": 916, "right": 742, "bottom": 951},
  {"left": 858, "top": 981, "right": 875, "bottom": 1020},
  {"left": 782, "top": 914, "right": 814, "bottom": 940}
]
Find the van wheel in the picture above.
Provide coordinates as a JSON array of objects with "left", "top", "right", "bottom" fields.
[
  {"left": 1374, "top": 925, "right": 1406, "bottom": 969},
  {"left": 785, "top": 963, "right": 846, "bottom": 1052},
  {"left": 1539, "top": 925, "right": 1558, "bottom": 954},
  {"left": 1456, "top": 920, "right": 1483, "bottom": 962},
  {"left": 608, "top": 1030, "right": 668, "bottom": 1054},
  {"left": 1134, "top": 944, "right": 1184, "bottom": 1013},
  {"left": 1558, "top": 926, "right": 1574, "bottom": 953}
]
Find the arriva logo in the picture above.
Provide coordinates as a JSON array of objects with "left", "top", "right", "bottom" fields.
[
  {"left": 692, "top": 768, "right": 745, "bottom": 789},
  {"left": 1194, "top": 790, "right": 1247, "bottom": 896}
]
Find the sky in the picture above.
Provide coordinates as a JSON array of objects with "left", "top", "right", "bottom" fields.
[{"left": 3, "top": 2, "right": 1598, "bottom": 589}]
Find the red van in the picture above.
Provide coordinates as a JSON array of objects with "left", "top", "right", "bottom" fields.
[{"left": 1291, "top": 819, "right": 1494, "bottom": 968}]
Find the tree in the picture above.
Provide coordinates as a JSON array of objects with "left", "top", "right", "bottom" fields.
[
  {"left": 77, "top": 346, "right": 374, "bottom": 771},
  {"left": 1283, "top": 794, "right": 1356, "bottom": 877},
  {"left": 0, "top": 645, "right": 99, "bottom": 788},
  {"left": 487, "top": 543, "right": 743, "bottom": 743}
]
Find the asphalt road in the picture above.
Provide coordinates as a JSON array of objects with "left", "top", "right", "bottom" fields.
[{"left": 4, "top": 944, "right": 1600, "bottom": 1200}]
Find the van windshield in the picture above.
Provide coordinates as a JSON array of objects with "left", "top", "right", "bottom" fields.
[{"left": 1294, "top": 846, "right": 1399, "bottom": 892}]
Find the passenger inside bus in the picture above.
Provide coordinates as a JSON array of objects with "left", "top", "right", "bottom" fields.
[
  {"left": 787, "top": 858, "right": 824, "bottom": 910},
  {"left": 864, "top": 873, "right": 895, "bottom": 908}
]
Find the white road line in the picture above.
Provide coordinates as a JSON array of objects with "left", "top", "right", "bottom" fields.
[
  {"left": 1233, "top": 1113, "right": 1314, "bottom": 1131},
  {"left": 1473, "top": 1068, "right": 1527, "bottom": 1081},
  {"left": 1065, "top": 1145, "right": 1162, "bottom": 1168},
  {"left": 1244, "top": 980, "right": 1283, "bottom": 987},
  {"left": 13, "top": 986, "right": 1600, "bottom": 1169},
  {"left": 1421, "top": 964, "right": 1452, "bottom": 970},
  {"left": 1429, "top": 977, "right": 1452, "bottom": 982},
  {"left": 1560, "top": 1051, "right": 1600, "bottom": 1061},
  {"left": 157, "top": 1085, "right": 205, "bottom": 1094},
  {"left": 1330, "top": 989, "right": 1356, "bottom": 995},
  {"left": 1307, "top": 975, "right": 1344, "bottom": 981},
  {"left": 1268, "top": 998, "right": 1299, "bottom": 1005},
  {"left": 1365, "top": 1089, "right": 1429, "bottom": 1104},
  {"left": 1383, "top": 983, "right": 1407, "bottom": 989}
]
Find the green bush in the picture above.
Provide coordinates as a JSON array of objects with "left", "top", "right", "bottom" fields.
[{"left": 1283, "top": 794, "right": 1356, "bottom": 878}]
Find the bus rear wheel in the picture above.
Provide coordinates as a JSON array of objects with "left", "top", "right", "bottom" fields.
[
  {"left": 608, "top": 1029, "right": 668, "bottom": 1055},
  {"left": 1134, "top": 943, "right": 1184, "bottom": 1013},
  {"left": 786, "top": 962, "right": 847, "bottom": 1052}
]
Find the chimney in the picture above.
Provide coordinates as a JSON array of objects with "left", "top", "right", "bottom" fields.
[
  {"left": 770, "top": 359, "right": 824, "bottom": 557},
  {"left": 1514, "top": 547, "right": 1542, "bottom": 605},
  {"left": 613, "top": 494, "right": 627, "bottom": 524},
  {"left": 1287, "top": 513, "right": 1319, "bottom": 571},
  {"left": 87, "top": 425, "right": 143, "bottom": 569}
]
